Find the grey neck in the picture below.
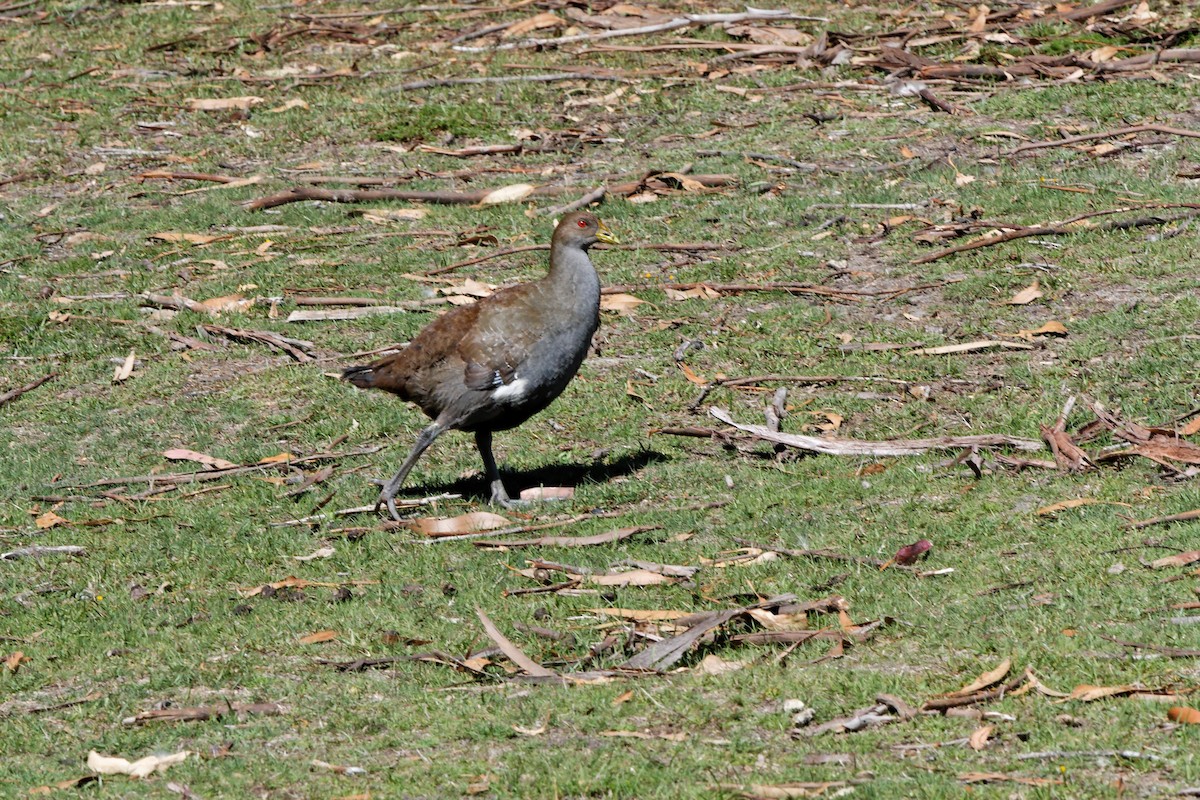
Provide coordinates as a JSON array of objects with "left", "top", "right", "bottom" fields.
[{"left": 547, "top": 242, "right": 601, "bottom": 301}]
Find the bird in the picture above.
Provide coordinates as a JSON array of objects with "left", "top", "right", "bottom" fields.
[{"left": 342, "top": 211, "right": 618, "bottom": 520}]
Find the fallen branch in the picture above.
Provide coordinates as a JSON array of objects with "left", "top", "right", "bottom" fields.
[
  {"left": 0, "top": 372, "right": 57, "bottom": 409},
  {"left": 58, "top": 446, "right": 383, "bottom": 489},
  {"left": 688, "top": 373, "right": 916, "bottom": 410},
  {"left": 913, "top": 205, "right": 1200, "bottom": 264},
  {"left": 453, "top": 9, "right": 828, "bottom": 53},
  {"left": 1016, "top": 750, "right": 1162, "bottom": 763},
  {"left": 1097, "top": 635, "right": 1200, "bottom": 658},
  {"left": 428, "top": 242, "right": 731, "bottom": 276},
  {"left": 711, "top": 407, "right": 1044, "bottom": 455},
  {"left": 1009, "top": 123, "right": 1200, "bottom": 156},
  {"left": 1, "top": 545, "right": 86, "bottom": 561},
  {"left": 199, "top": 324, "right": 314, "bottom": 362},
  {"left": 538, "top": 186, "right": 606, "bottom": 217},
  {"left": 923, "top": 674, "right": 1027, "bottom": 712},
  {"left": 122, "top": 702, "right": 283, "bottom": 726},
  {"left": 1125, "top": 508, "right": 1200, "bottom": 531},
  {"left": 398, "top": 72, "right": 627, "bottom": 91}
]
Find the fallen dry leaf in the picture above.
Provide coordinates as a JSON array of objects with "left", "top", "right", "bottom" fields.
[
  {"left": 5, "top": 650, "right": 27, "bottom": 672},
  {"left": 1035, "top": 498, "right": 1129, "bottom": 516},
  {"left": 1168, "top": 706, "right": 1200, "bottom": 724},
  {"left": 968, "top": 724, "right": 994, "bottom": 751},
  {"left": 1151, "top": 551, "right": 1200, "bottom": 569},
  {"left": 149, "top": 232, "right": 221, "bottom": 245},
  {"left": 409, "top": 511, "right": 511, "bottom": 537},
  {"left": 1012, "top": 320, "right": 1068, "bottom": 339},
  {"left": 186, "top": 96, "right": 262, "bottom": 111},
  {"left": 479, "top": 183, "right": 536, "bottom": 205},
  {"left": 1061, "top": 684, "right": 1142, "bottom": 702},
  {"left": 163, "top": 448, "right": 237, "bottom": 470},
  {"left": 600, "top": 293, "right": 647, "bottom": 314},
  {"left": 267, "top": 98, "right": 308, "bottom": 113},
  {"left": 112, "top": 349, "right": 136, "bottom": 383},
  {"left": 588, "top": 569, "right": 678, "bottom": 587},
  {"left": 200, "top": 294, "right": 253, "bottom": 315},
  {"left": 893, "top": 539, "right": 932, "bottom": 566},
  {"left": 257, "top": 452, "right": 296, "bottom": 465},
  {"left": 518, "top": 486, "right": 574, "bottom": 501},
  {"left": 587, "top": 608, "right": 690, "bottom": 622},
  {"left": 298, "top": 630, "right": 338, "bottom": 645},
  {"left": 88, "top": 750, "right": 188, "bottom": 779},
  {"left": 502, "top": 11, "right": 562, "bottom": 37},
  {"left": 293, "top": 546, "right": 335, "bottom": 562},
  {"left": 694, "top": 654, "right": 746, "bottom": 675},
  {"left": 1007, "top": 279, "right": 1043, "bottom": 305},
  {"left": 951, "top": 658, "right": 1012, "bottom": 697},
  {"left": 35, "top": 510, "right": 68, "bottom": 529}
]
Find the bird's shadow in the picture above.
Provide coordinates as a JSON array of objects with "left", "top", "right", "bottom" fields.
[{"left": 398, "top": 447, "right": 669, "bottom": 505}]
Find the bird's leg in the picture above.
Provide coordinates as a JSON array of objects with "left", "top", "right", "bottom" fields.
[
  {"left": 375, "top": 422, "right": 443, "bottom": 520},
  {"left": 475, "top": 429, "right": 524, "bottom": 509}
]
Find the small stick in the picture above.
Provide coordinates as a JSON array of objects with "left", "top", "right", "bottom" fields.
[
  {"left": 538, "top": 186, "right": 606, "bottom": 217},
  {"left": 0, "top": 372, "right": 57, "bottom": 409},
  {"left": 397, "top": 73, "right": 626, "bottom": 91}
]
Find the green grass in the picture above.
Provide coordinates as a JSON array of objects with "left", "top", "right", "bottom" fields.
[{"left": 3, "top": 1, "right": 1200, "bottom": 797}]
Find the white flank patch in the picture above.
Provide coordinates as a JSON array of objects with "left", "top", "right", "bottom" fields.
[{"left": 491, "top": 377, "right": 529, "bottom": 401}]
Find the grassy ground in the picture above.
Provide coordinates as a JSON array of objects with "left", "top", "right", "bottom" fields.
[{"left": 3, "top": 0, "right": 1200, "bottom": 797}]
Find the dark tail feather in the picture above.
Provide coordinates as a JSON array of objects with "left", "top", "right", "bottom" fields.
[{"left": 342, "top": 365, "right": 375, "bottom": 389}]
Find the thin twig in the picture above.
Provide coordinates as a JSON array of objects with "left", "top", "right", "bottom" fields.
[{"left": 0, "top": 372, "right": 57, "bottom": 409}]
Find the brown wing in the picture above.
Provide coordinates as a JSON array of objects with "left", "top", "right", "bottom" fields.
[{"left": 458, "top": 284, "right": 546, "bottom": 391}]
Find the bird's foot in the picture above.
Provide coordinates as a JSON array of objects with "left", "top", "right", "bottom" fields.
[
  {"left": 370, "top": 478, "right": 404, "bottom": 521},
  {"left": 489, "top": 481, "right": 528, "bottom": 510}
]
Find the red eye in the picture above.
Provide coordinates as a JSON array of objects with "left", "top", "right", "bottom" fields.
[{"left": 577, "top": 219, "right": 587, "bottom": 228}]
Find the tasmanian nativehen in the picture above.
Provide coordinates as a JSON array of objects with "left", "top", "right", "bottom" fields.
[{"left": 343, "top": 211, "right": 618, "bottom": 519}]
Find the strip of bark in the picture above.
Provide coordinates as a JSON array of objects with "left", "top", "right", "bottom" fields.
[
  {"left": 0, "top": 372, "right": 57, "bottom": 409},
  {"left": 1, "top": 545, "right": 86, "bottom": 560},
  {"left": 473, "top": 525, "right": 659, "bottom": 549},
  {"left": 712, "top": 407, "right": 1044, "bottom": 455},
  {"left": 122, "top": 702, "right": 283, "bottom": 725},
  {"left": 136, "top": 170, "right": 240, "bottom": 184}
]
